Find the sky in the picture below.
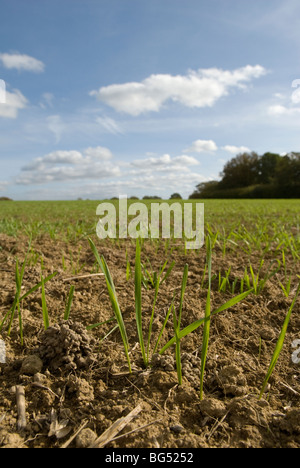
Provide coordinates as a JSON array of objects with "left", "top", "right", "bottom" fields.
[{"left": 0, "top": 0, "right": 300, "bottom": 200}]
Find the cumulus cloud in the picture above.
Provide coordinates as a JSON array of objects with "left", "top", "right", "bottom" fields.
[
  {"left": 17, "top": 146, "right": 119, "bottom": 185},
  {"left": 90, "top": 65, "right": 267, "bottom": 115},
  {"left": 131, "top": 153, "right": 199, "bottom": 172},
  {"left": 0, "top": 88, "right": 27, "bottom": 118},
  {"left": 84, "top": 146, "right": 113, "bottom": 160},
  {"left": 268, "top": 105, "right": 300, "bottom": 116},
  {"left": 0, "top": 52, "right": 45, "bottom": 72},
  {"left": 222, "top": 145, "right": 251, "bottom": 154},
  {"left": 184, "top": 139, "right": 218, "bottom": 153},
  {"left": 268, "top": 81, "right": 300, "bottom": 117}
]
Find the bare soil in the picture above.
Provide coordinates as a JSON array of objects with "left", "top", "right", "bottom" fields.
[{"left": 0, "top": 233, "right": 299, "bottom": 448}]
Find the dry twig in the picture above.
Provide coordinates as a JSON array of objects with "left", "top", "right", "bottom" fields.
[
  {"left": 89, "top": 403, "right": 143, "bottom": 448},
  {"left": 16, "top": 385, "right": 26, "bottom": 431}
]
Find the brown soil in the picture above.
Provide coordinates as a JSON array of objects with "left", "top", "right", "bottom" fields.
[{"left": 0, "top": 233, "right": 299, "bottom": 448}]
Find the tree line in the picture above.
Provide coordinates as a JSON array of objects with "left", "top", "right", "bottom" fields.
[{"left": 189, "top": 151, "right": 300, "bottom": 199}]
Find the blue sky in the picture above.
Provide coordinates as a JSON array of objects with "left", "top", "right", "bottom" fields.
[{"left": 0, "top": 0, "right": 300, "bottom": 200}]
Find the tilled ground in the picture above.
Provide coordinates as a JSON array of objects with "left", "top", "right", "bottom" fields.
[{"left": 0, "top": 233, "right": 299, "bottom": 448}]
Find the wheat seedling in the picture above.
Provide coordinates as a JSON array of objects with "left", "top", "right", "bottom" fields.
[{"left": 259, "top": 281, "right": 300, "bottom": 399}]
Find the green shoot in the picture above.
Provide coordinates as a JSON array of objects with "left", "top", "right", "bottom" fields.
[
  {"left": 172, "top": 263, "right": 188, "bottom": 385},
  {"left": 41, "top": 272, "right": 49, "bottom": 330},
  {"left": 135, "top": 237, "right": 147, "bottom": 366},
  {"left": 200, "top": 235, "right": 212, "bottom": 400},
  {"left": 259, "top": 282, "right": 300, "bottom": 399},
  {"left": 152, "top": 298, "right": 175, "bottom": 356},
  {"left": 64, "top": 285, "right": 75, "bottom": 320},
  {"left": 125, "top": 248, "right": 131, "bottom": 280},
  {"left": 88, "top": 237, "right": 132, "bottom": 373},
  {"left": 279, "top": 275, "right": 292, "bottom": 298},
  {"left": 159, "top": 289, "right": 253, "bottom": 355},
  {"left": 173, "top": 303, "right": 182, "bottom": 385}
]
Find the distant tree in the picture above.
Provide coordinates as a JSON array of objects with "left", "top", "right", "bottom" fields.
[
  {"left": 129, "top": 196, "right": 139, "bottom": 200},
  {"left": 0, "top": 197, "right": 12, "bottom": 201},
  {"left": 169, "top": 193, "right": 182, "bottom": 199},
  {"left": 142, "top": 195, "right": 162, "bottom": 200},
  {"left": 189, "top": 150, "right": 300, "bottom": 199},
  {"left": 257, "top": 152, "right": 281, "bottom": 184},
  {"left": 219, "top": 152, "right": 259, "bottom": 189},
  {"left": 274, "top": 152, "right": 300, "bottom": 196},
  {"left": 189, "top": 181, "right": 219, "bottom": 198}
]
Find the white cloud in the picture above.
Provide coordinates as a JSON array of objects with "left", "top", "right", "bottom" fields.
[
  {"left": 17, "top": 146, "right": 119, "bottom": 185},
  {"left": 184, "top": 139, "right": 217, "bottom": 153},
  {"left": 268, "top": 82, "right": 300, "bottom": 117},
  {"left": 0, "top": 53, "right": 45, "bottom": 72},
  {"left": 96, "top": 115, "right": 124, "bottom": 134},
  {"left": 131, "top": 153, "right": 199, "bottom": 171},
  {"left": 90, "top": 65, "right": 267, "bottom": 115},
  {"left": 268, "top": 105, "right": 300, "bottom": 116},
  {"left": 291, "top": 86, "right": 300, "bottom": 104},
  {"left": 47, "top": 115, "right": 65, "bottom": 143},
  {"left": 0, "top": 88, "right": 27, "bottom": 118},
  {"left": 83, "top": 146, "right": 113, "bottom": 160},
  {"left": 222, "top": 145, "right": 251, "bottom": 154}
]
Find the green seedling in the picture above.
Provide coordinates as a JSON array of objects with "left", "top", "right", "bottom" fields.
[
  {"left": 88, "top": 237, "right": 132, "bottom": 373},
  {"left": 135, "top": 237, "right": 146, "bottom": 366},
  {"left": 259, "top": 281, "right": 300, "bottom": 399},
  {"left": 200, "top": 235, "right": 212, "bottom": 400},
  {"left": 0, "top": 238, "right": 58, "bottom": 343},
  {"left": 64, "top": 285, "right": 75, "bottom": 320},
  {"left": 41, "top": 271, "right": 49, "bottom": 330},
  {"left": 172, "top": 263, "right": 188, "bottom": 385}
]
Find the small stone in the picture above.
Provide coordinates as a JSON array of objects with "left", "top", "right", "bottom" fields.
[
  {"left": 170, "top": 424, "right": 185, "bottom": 434},
  {"left": 76, "top": 428, "right": 97, "bottom": 448},
  {"left": 20, "top": 355, "right": 43, "bottom": 375},
  {"left": 259, "top": 326, "right": 276, "bottom": 341},
  {"left": 34, "top": 372, "right": 48, "bottom": 385}
]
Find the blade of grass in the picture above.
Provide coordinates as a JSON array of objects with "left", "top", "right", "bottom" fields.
[
  {"left": 159, "top": 289, "right": 253, "bottom": 355},
  {"left": 135, "top": 238, "right": 147, "bottom": 366},
  {"left": 64, "top": 285, "right": 75, "bottom": 320},
  {"left": 7, "top": 239, "right": 31, "bottom": 337},
  {"left": 200, "top": 235, "right": 212, "bottom": 400},
  {"left": 171, "top": 264, "right": 188, "bottom": 384},
  {"left": 0, "top": 271, "right": 58, "bottom": 334},
  {"left": 259, "top": 281, "right": 300, "bottom": 399},
  {"left": 173, "top": 303, "right": 182, "bottom": 385},
  {"left": 146, "top": 271, "right": 160, "bottom": 364},
  {"left": 88, "top": 238, "right": 132, "bottom": 373},
  {"left": 178, "top": 264, "right": 188, "bottom": 326},
  {"left": 152, "top": 297, "right": 175, "bottom": 356},
  {"left": 87, "top": 316, "right": 116, "bottom": 330},
  {"left": 41, "top": 273, "right": 49, "bottom": 330}
]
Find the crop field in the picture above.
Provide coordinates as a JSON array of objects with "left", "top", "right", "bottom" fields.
[{"left": 0, "top": 198, "right": 299, "bottom": 448}]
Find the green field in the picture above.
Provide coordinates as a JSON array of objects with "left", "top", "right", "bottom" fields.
[
  {"left": 0, "top": 198, "right": 300, "bottom": 448},
  {"left": 1, "top": 199, "right": 299, "bottom": 247}
]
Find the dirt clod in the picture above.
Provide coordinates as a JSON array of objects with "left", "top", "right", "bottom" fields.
[
  {"left": 20, "top": 355, "right": 43, "bottom": 375},
  {"left": 38, "top": 320, "right": 96, "bottom": 371}
]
